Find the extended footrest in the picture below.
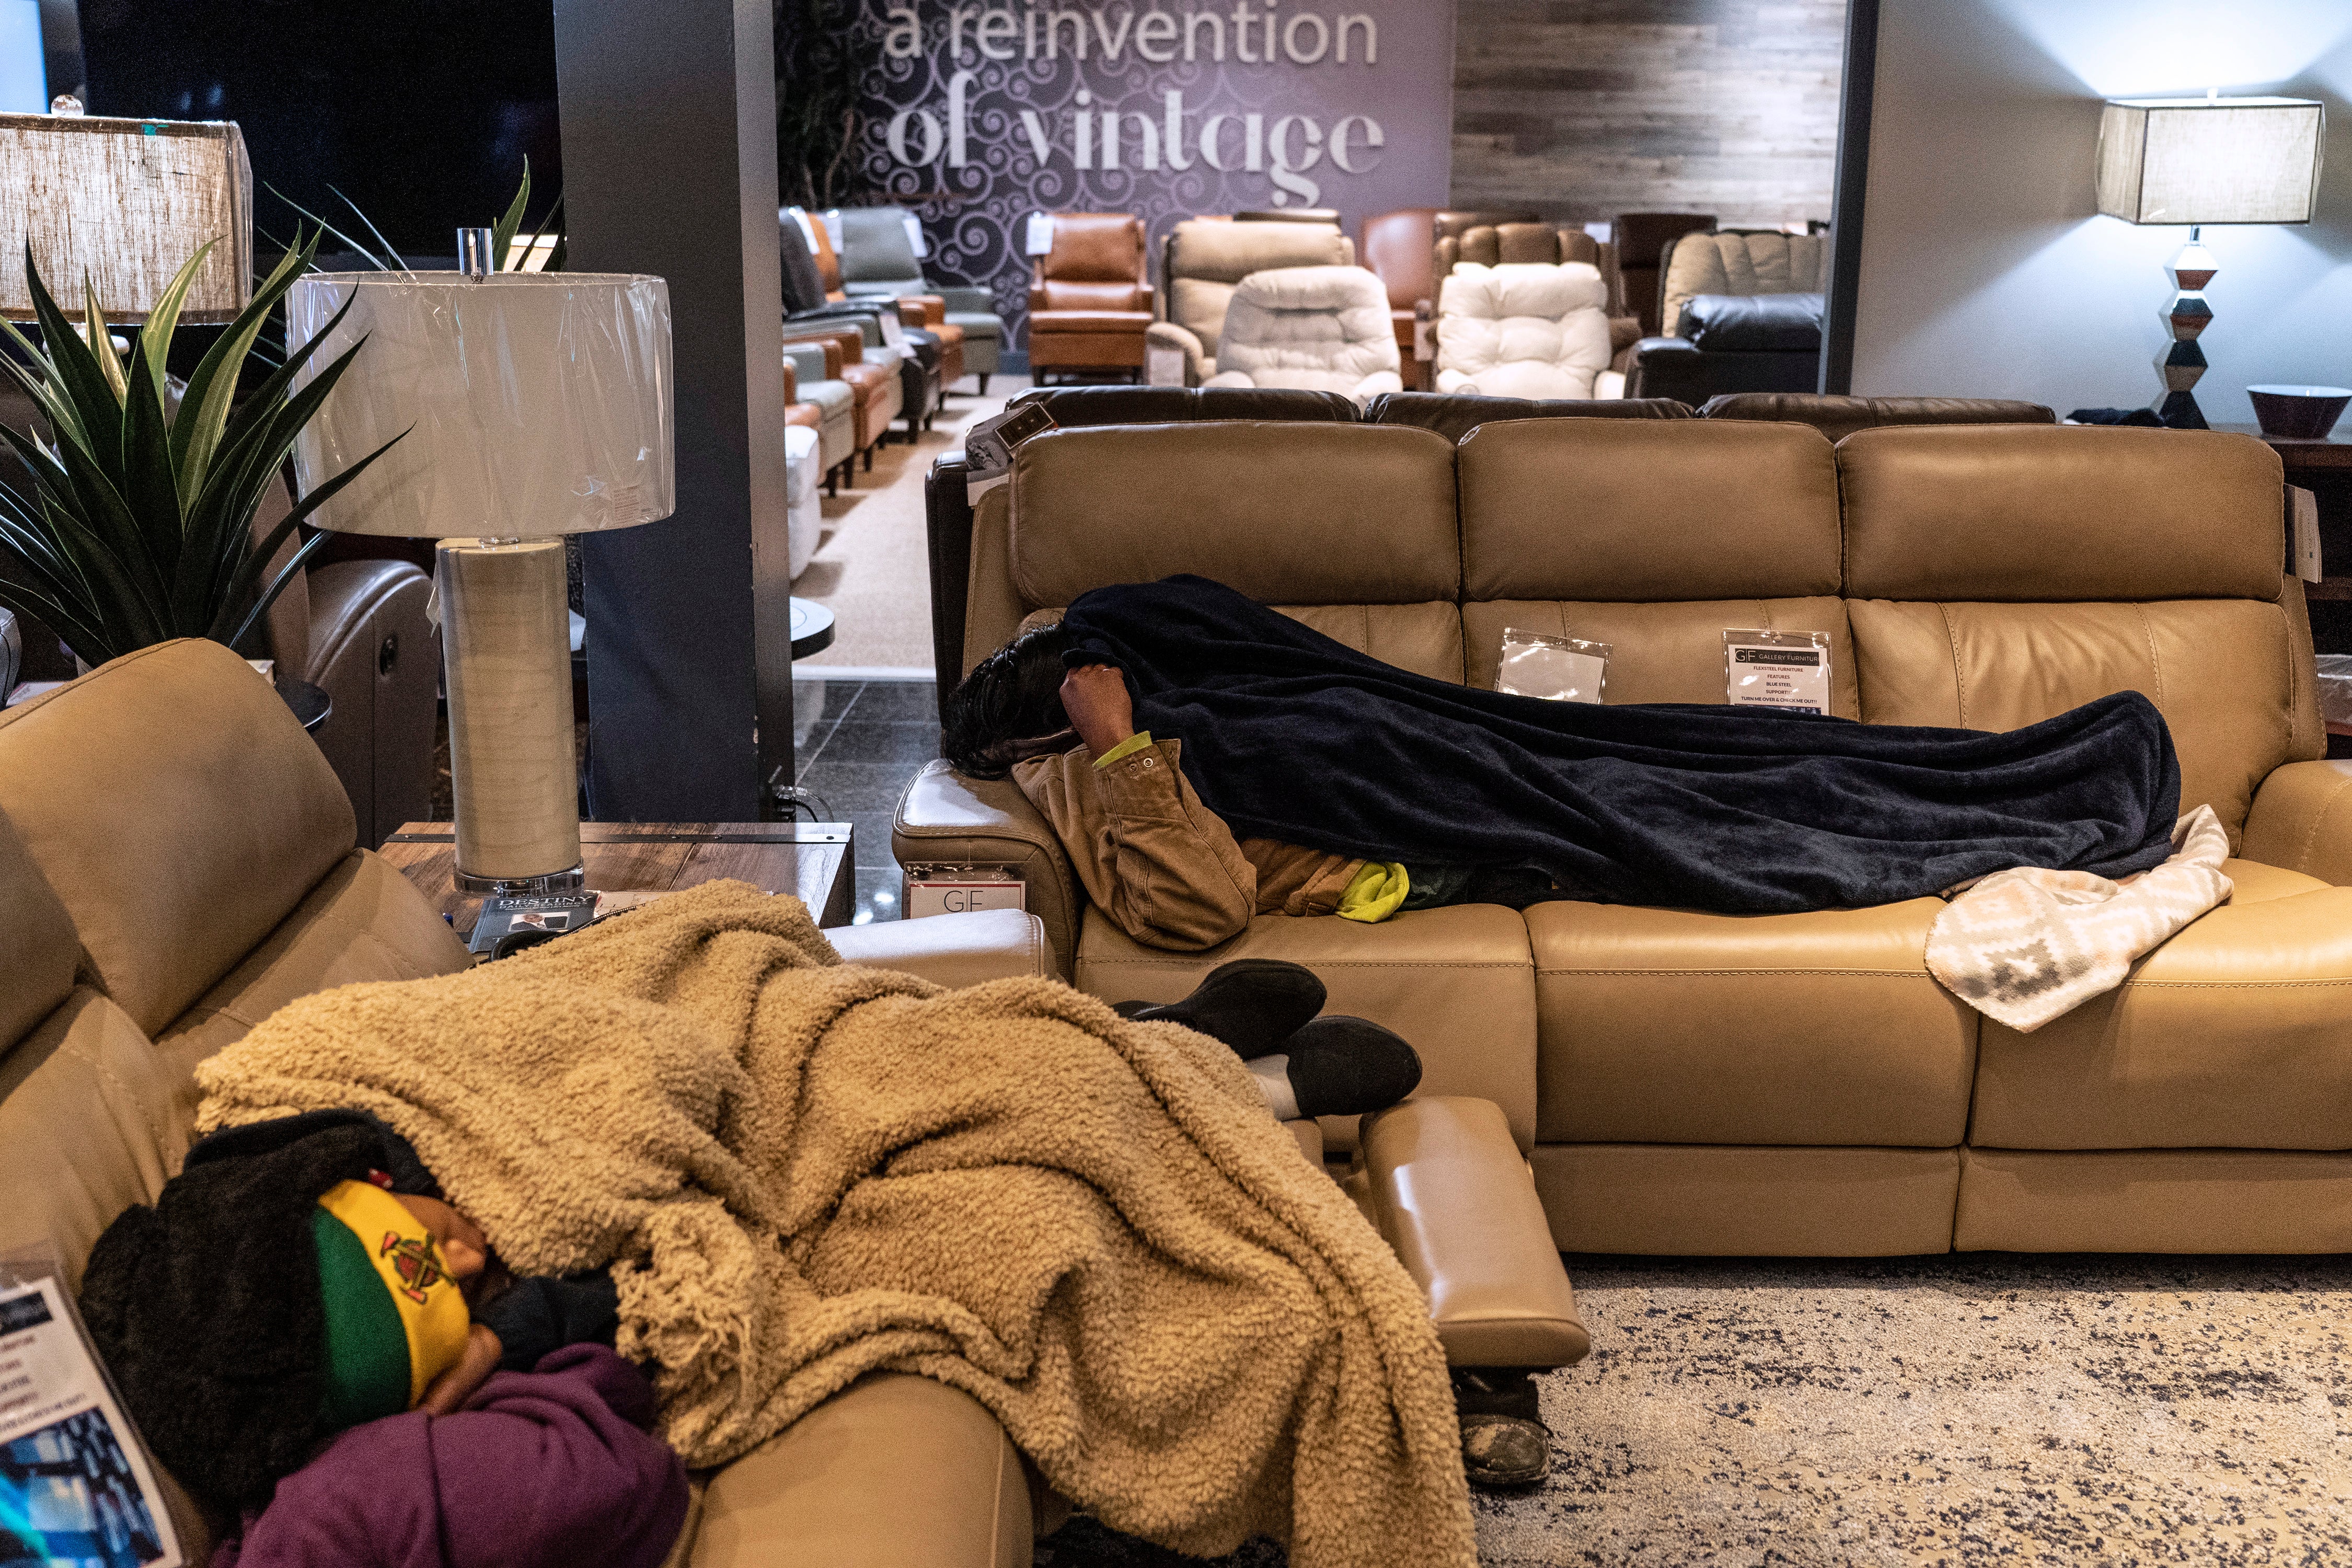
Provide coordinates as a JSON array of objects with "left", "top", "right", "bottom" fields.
[{"left": 1359, "top": 1097, "right": 1589, "bottom": 1368}]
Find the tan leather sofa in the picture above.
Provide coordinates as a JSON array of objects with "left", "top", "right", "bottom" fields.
[
  {"left": 898, "top": 418, "right": 2352, "bottom": 1255},
  {"left": 6, "top": 637, "right": 1582, "bottom": 1565}
]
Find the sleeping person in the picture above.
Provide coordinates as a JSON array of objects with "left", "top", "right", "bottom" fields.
[{"left": 941, "top": 575, "right": 2185, "bottom": 952}]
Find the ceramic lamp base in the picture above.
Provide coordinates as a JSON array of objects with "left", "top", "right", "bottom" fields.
[{"left": 436, "top": 538, "right": 583, "bottom": 891}]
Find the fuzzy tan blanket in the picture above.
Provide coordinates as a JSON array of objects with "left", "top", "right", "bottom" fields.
[
  {"left": 1926, "top": 806, "right": 2233, "bottom": 1032},
  {"left": 193, "top": 881, "right": 1469, "bottom": 1566}
]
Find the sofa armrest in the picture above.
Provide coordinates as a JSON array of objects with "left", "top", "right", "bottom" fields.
[
  {"left": 689, "top": 1373, "right": 1032, "bottom": 1568},
  {"left": 894, "top": 760, "right": 1084, "bottom": 979},
  {"left": 925, "top": 455, "right": 975, "bottom": 703},
  {"left": 826, "top": 908, "right": 1049, "bottom": 986},
  {"left": 1144, "top": 320, "right": 1207, "bottom": 385},
  {"left": 1358, "top": 1097, "right": 1589, "bottom": 1369},
  {"left": 937, "top": 285, "right": 996, "bottom": 316},
  {"left": 1622, "top": 335, "right": 1703, "bottom": 405},
  {"left": 2242, "top": 760, "right": 2352, "bottom": 883},
  {"left": 1607, "top": 315, "right": 1643, "bottom": 354}
]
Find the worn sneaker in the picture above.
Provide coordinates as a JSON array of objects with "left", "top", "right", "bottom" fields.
[{"left": 1454, "top": 1368, "right": 1550, "bottom": 1488}]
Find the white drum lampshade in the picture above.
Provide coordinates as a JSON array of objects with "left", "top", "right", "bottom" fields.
[
  {"left": 287, "top": 271, "right": 675, "bottom": 892},
  {"left": 2094, "top": 95, "right": 2325, "bottom": 429},
  {"left": 0, "top": 110, "right": 253, "bottom": 320}
]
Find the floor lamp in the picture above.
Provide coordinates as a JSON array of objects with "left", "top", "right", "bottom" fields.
[
  {"left": 288, "top": 250, "right": 674, "bottom": 893},
  {"left": 2095, "top": 94, "right": 2324, "bottom": 430}
]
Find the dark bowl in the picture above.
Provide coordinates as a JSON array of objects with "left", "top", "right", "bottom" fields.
[{"left": 2248, "top": 384, "right": 2352, "bottom": 440}]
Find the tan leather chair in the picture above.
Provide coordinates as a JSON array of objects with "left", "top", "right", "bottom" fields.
[
  {"left": 1145, "top": 216, "right": 1354, "bottom": 389},
  {"left": 1656, "top": 228, "right": 1829, "bottom": 346},
  {"left": 779, "top": 319, "right": 904, "bottom": 471},
  {"left": 903, "top": 418, "right": 2352, "bottom": 1258},
  {"left": 0, "top": 637, "right": 1064, "bottom": 1566},
  {"left": 1025, "top": 214, "right": 1154, "bottom": 383}
]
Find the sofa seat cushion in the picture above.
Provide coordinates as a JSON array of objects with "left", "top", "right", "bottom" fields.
[
  {"left": 1462, "top": 596, "right": 1857, "bottom": 714},
  {"left": 1076, "top": 902, "right": 1539, "bottom": 1151},
  {"left": 1030, "top": 308, "right": 1155, "bottom": 332},
  {"left": 154, "top": 848, "right": 471, "bottom": 1149},
  {"left": 1530, "top": 896, "right": 1976, "bottom": 1147},
  {"left": 945, "top": 310, "right": 1002, "bottom": 342},
  {"left": 1970, "top": 878, "right": 2352, "bottom": 1151}
]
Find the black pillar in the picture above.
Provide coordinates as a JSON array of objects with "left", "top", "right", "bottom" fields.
[{"left": 555, "top": 0, "right": 791, "bottom": 821}]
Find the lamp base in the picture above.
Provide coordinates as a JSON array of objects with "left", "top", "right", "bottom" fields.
[
  {"left": 455, "top": 863, "right": 587, "bottom": 896},
  {"left": 2155, "top": 389, "right": 2209, "bottom": 430},
  {"left": 437, "top": 538, "right": 583, "bottom": 890}
]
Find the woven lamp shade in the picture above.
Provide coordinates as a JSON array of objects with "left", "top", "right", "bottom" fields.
[
  {"left": 0, "top": 112, "right": 252, "bottom": 320},
  {"left": 2096, "top": 97, "right": 2324, "bottom": 226}
]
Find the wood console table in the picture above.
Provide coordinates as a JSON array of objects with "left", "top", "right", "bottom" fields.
[{"left": 381, "top": 822, "right": 856, "bottom": 938}]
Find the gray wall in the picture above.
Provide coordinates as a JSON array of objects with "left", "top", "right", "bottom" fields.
[
  {"left": 1451, "top": 0, "right": 1846, "bottom": 227},
  {"left": 1850, "top": 0, "right": 2352, "bottom": 425}
]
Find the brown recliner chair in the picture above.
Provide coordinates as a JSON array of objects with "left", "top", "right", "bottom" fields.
[
  {"left": 1361, "top": 210, "right": 1537, "bottom": 390},
  {"left": 1613, "top": 212, "right": 1717, "bottom": 337},
  {"left": 1026, "top": 214, "right": 1154, "bottom": 384}
]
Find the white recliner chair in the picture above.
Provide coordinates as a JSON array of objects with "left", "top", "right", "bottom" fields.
[
  {"left": 1435, "top": 262, "right": 1623, "bottom": 401},
  {"left": 1200, "top": 266, "right": 1402, "bottom": 404}
]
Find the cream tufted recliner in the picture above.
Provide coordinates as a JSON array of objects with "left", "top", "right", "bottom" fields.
[
  {"left": 1147, "top": 218, "right": 1354, "bottom": 387},
  {"left": 1435, "top": 262, "right": 1621, "bottom": 401},
  {"left": 1200, "top": 266, "right": 1403, "bottom": 404}
]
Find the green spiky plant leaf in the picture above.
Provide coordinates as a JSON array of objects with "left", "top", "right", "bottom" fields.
[{"left": 0, "top": 230, "right": 405, "bottom": 668}]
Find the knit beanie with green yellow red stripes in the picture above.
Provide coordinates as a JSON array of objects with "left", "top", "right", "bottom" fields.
[{"left": 309, "top": 1178, "right": 472, "bottom": 1429}]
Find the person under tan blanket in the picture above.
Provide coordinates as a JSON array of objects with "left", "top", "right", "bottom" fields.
[{"left": 155, "top": 887, "right": 1481, "bottom": 1567}]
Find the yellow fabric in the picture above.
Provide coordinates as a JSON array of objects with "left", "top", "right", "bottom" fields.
[
  {"left": 315, "top": 1179, "right": 471, "bottom": 1405},
  {"left": 195, "top": 882, "right": 1472, "bottom": 1568},
  {"left": 1336, "top": 862, "right": 1410, "bottom": 924},
  {"left": 1091, "top": 730, "right": 1154, "bottom": 769}
]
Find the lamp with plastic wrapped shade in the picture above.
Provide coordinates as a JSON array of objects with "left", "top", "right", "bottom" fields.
[{"left": 286, "top": 234, "right": 675, "bottom": 893}]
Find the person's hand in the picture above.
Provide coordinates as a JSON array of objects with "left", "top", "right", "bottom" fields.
[
  {"left": 1061, "top": 664, "right": 1136, "bottom": 759},
  {"left": 419, "top": 1322, "right": 503, "bottom": 1415}
]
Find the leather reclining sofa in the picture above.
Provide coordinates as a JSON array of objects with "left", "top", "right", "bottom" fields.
[
  {"left": 3, "top": 637, "right": 1583, "bottom": 1567},
  {"left": 898, "top": 417, "right": 2352, "bottom": 1256}
]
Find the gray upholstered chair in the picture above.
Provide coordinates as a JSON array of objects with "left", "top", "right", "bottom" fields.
[{"left": 833, "top": 206, "right": 1004, "bottom": 394}]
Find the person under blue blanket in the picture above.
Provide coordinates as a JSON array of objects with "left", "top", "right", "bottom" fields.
[{"left": 941, "top": 575, "right": 2182, "bottom": 949}]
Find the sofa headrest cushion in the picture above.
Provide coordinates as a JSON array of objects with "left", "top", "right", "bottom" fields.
[
  {"left": 1841, "top": 425, "right": 2286, "bottom": 602},
  {"left": 1011, "top": 422, "right": 1458, "bottom": 607},
  {"left": 1458, "top": 418, "right": 1840, "bottom": 602},
  {"left": 0, "top": 808, "right": 76, "bottom": 1051},
  {"left": 0, "top": 639, "right": 356, "bottom": 1034},
  {"left": 1168, "top": 218, "right": 1350, "bottom": 285},
  {"left": 1677, "top": 291, "right": 1823, "bottom": 351}
]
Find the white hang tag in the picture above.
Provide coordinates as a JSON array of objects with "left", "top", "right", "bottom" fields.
[
  {"left": 1024, "top": 212, "right": 1057, "bottom": 257},
  {"left": 1495, "top": 629, "right": 1611, "bottom": 703},
  {"left": 1725, "top": 629, "right": 1832, "bottom": 714},
  {"left": 2292, "top": 485, "right": 2323, "bottom": 583},
  {"left": 821, "top": 209, "right": 844, "bottom": 253},
  {"left": 1145, "top": 342, "right": 1188, "bottom": 386},
  {"left": 903, "top": 213, "right": 929, "bottom": 260},
  {"left": 1413, "top": 303, "right": 1435, "bottom": 363},
  {"left": 785, "top": 206, "right": 821, "bottom": 254}
]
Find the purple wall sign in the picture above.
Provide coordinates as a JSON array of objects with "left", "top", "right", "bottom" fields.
[{"left": 850, "top": 0, "right": 1456, "bottom": 347}]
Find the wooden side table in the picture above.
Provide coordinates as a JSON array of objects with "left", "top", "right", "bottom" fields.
[{"left": 381, "top": 822, "right": 856, "bottom": 938}]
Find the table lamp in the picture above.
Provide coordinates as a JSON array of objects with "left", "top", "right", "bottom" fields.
[
  {"left": 0, "top": 108, "right": 251, "bottom": 320},
  {"left": 287, "top": 246, "right": 674, "bottom": 893},
  {"left": 2095, "top": 93, "right": 2325, "bottom": 429}
]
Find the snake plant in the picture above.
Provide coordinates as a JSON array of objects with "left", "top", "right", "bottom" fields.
[{"left": 0, "top": 230, "right": 401, "bottom": 668}]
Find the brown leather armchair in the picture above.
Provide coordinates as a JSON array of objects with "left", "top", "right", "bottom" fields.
[{"left": 1026, "top": 214, "right": 1154, "bottom": 383}]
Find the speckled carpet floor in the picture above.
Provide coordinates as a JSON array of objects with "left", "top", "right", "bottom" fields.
[{"left": 1042, "top": 1253, "right": 2352, "bottom": 1567}]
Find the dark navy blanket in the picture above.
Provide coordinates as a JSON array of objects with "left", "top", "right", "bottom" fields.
[{"left": 1057, "top": 577, "right": 2181, "bottom": 915}]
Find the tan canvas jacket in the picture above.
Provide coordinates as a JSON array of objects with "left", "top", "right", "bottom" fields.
[{"left": 1012, "top": 738, "right": 1363, "bottom": 950}]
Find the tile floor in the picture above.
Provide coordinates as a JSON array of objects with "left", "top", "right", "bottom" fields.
[{"left": 789, "top": 675, "right": 939, "bottom": 926}]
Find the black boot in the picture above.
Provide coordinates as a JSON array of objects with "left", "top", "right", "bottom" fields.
[
  {"left": 1114, "top": 959, "right": 1327, "bottom": 1060},
  {"left": 1454, "top": 1369, "right": 1550, "bottom": 1488},
  {"left": 1259, "top": 1016, "right": 1422, "bottom": 1119}
]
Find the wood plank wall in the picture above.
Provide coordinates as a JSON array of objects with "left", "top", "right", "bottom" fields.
[{"left": 1451, "top": 0, "right": 1847, "bottom": 229}]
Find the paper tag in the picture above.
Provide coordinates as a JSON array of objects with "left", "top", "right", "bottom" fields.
[
  {"left": 785, "top": 206, "right": 821, "bottom": 255},
  {"left": 1725, "top": 629, "right": 1831, "bottom": 714},
  {"left": 1024, "top": 212, "right": 1056, "bottom": 257},
  {"left": 1583, "top": 220, "right": 1613, "bottom": 244},
  {"left": 821, "top": 209, "right": 844, "bottom": 254},
  {"left": 1145, "top": 343, "right": 1188, "bottom": 386},
  {"left": 964, "top": 402, "right": 1059, "bottom": 502},
  {"left": 1495, "top": 629, "right": 1611, "bottom": 703},
  {"left": 1413, "top": 302, "right": 1435, "bottom": 362},
  {"left": 904, "top": 866, "right": 1027, "bottom": 917},
  {"left": 2292, "top": 485, "right": 2323, "bottom": 584}
]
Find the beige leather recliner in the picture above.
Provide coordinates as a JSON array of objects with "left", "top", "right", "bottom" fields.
[
  {"left": 1147, "top": 217, "right": 1353, "bottom": 387},
  {"left": 901, "top": 418, "right": 2352, "bottom": 1257},
  {"left": 1657, "top": 228, "right": 1828, "bottom": 344}
]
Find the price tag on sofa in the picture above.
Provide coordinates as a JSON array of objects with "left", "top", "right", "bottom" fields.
[
  {"left": 2292, "top": 486, "right": 2323, "bottom": 583},
  {"left": 904, "top": 866, "right": 1026, "bottom": 918},
  {"left": 1724, "top": 629, "right": 1831, "bottom": 714}
]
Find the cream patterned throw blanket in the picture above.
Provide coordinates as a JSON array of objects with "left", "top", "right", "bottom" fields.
[
  {"left": 195, "top": 882, "right": 1471, "bottom": 1567},
  {"left": 1926, "top": 807, "right": 2233, "bottom": 1032}
]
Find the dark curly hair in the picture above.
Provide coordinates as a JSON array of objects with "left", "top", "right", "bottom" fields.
[{"left": 941, "top": 621, "right": 1077, "bottom": 778}]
